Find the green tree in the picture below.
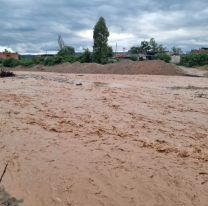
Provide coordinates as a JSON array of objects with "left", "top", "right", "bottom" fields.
[
  {"left": 157, "top": 44, "right": 166, "bottom": 53},
  {"left": 107, "top": 46, "right": 113, "bottom": 57},
  {"left": 149, "top": 38, "right": 166, "bottom": 52},
  {"left": 57, "top": 46, "right": 75, "bottom": 56},
  {"left": 129, "top": 46, "right": 142, "bottom": 54},
  {"left": 131, "top": 38, "right": 166, "bottom": 54},
  {"left": 93, "top": 17, "right": 110, "bottom": 63},
  {"left": 171, "top": 46, "right": 182, "bottom": 55},
  {"left": 141, "top": 41, "right": 151, "bottom": 54},
  {"left": 149, "top": 38, "right": 158, "bottom": 52},
  {"left": 79, "top": 48, "right": 92, "bottom": 63}
]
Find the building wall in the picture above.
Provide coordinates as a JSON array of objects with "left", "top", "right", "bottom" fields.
[
  {"left": 0, "top": 52, "right": 18, "bottom": 59},
  {"left": 170, "top": 55, "right": 180, "bottom": 64}
]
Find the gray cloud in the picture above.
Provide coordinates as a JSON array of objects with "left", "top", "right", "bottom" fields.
[{"left": 0, "top": 0, "right": 207, "bottom": 53}]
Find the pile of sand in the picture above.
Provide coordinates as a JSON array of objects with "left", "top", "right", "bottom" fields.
[{"left": 12, "top": 60, "right": 183, "bottom": 76}]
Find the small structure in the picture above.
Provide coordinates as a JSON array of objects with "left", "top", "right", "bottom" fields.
[{"left": 0, "top": 52, "right": 18, "bottom": 59}]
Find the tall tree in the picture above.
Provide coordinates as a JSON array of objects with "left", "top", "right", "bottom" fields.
[
  {"left": 93, "top": 17, "right": 110, "bottom": 63},
  {"left": 58, "top": 35, "right": 65, "bottom": 50}
]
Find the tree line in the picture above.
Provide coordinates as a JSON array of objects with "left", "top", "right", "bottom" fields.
[
  {"left": 129, "top": 38, "right": 182, "bottom": 55},
  {"left": 1, "top": 16, "right": 206, "bottom": 68}
]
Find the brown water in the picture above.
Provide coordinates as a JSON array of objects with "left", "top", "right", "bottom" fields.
[{"left": 0, "top": 72, "right": 208, "bottom": 206}]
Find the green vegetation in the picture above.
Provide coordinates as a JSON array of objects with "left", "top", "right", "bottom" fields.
[
  {"left": 57, "top": 46, "right": 75, "bottom": 56},
  {"left": 131, "top": 55, "right": 138, "bottom": 61},
  {"left": 130, "top": 38, "right": 166, "bottom": 54},
  {"left": 180, "top": 51, "right": 208, "bottom": 67},
  {"left": 107, "top": 46, "right": 113, "bottom": 58},
  {"left": 2, "top": 58, "right": 20, "bottom": 67},
  {"left": 93, "top": 17, "right": 110, "bottom": 63},
  {"left": 152, "top": 53, "right": 171, "bottom": 63},
  {"left": 79, "top": 48, "right": 92, "bottom": 63}
]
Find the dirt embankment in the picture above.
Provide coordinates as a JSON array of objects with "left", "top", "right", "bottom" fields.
[{"left": 9, "top": 60, "right": 185, "bottom": 76}]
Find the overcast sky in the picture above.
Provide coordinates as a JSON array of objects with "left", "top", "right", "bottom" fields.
[{"left": 0, "top": 0, "right": 208, "bottom": 54}]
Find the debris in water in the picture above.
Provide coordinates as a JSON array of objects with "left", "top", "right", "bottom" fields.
[{"left": 0, "top": 69, "right": 15, "bottom": 78}]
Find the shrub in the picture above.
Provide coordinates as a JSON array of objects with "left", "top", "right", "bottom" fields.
[
  {"left": 32, "top": 57, "right": 45, "bottom": 65},
  {"left": 0, "top": 58, "right": 3, "bottom": 64},
  {"left": 131, "top": 55, "right": 138, "bottom": 61},
  {"left": 101, "top": 58, "right": 108, "bottom": 65},
  {"left": 116, "top": 58, "right": 121, "bottom": 62},
  {"left": 152, "top": 53, "right": 171, "bottom": 63},
  {"left": 57, "top": 46, "right": 75, "bottom": 56},
  {"left": 61, "top": 55, "right": 78, "bottom": 64},
  {"left": 43, "top": 56, "right": 62, "bottom": 66},
  {"left": 52, "top": 56, "right": 62, "bottom": 65},
  {"left": 43, "top": 57, "right": 54, "bottom": 66},
  {"left": 19, "top": 58, "right": 34, "bottom": 67},
  {"left": 2, "top": 58, "right": 20, "bottom": 67},
  {"left": 180, "top": 51, "right": 208, "bottom": 67},
  {"left": 108, "top": 60, "right": 115, "bottom": 64},
  {"left": 78, "top": 48, "right": 92, "bottom": 63}
]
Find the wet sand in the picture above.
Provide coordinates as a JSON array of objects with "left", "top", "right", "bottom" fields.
[{"left": 0, "top": 72, "right": 208, "bottom": 206}]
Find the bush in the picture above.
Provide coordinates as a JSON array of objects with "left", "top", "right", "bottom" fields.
[
  {"left": 78, "top": 48, "right": 92, "bottom": 63},
  {"left": 152, "top": 53, "right": 171, "bottom": 63},
  {"left": 57, "top": 46, "right": 75, "bottom": 56},
  {"left": 43, "top": 57, "right": 54, "bottom": 66},
  {"left": 61, "top": 55, "right": 78, "bottom": 64},
  {"left": 180, "top": 51, "right": 208, "bottom": 67},
  {"left": 32, "top": 57, "right": 45, "bottom": 65},
  {"left": 3, "top": 58, "right": 20, "bottom": 67},
  {"left": 19, "top": 58, "right": 34, "bottom": 67},
  {"left": 116, "top": 58, "right": 121, "bottom": 62},
  {"left": 101, "top": 58, "right": 108, "bottom": 65},
  {"left": 108, "top": 60, "right": 115, "bottom": 64},
  {"left": 0, "top": 59, "right": 3, "bottom": 64},
  {"left": 43, "top": 56, "right": 62, "bottom": 66},
  {"left": 131, "top": 55, "right": 138, "bottom": 61}
]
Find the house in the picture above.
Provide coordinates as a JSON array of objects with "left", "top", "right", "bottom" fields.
[
  {"left": 0, "top": 52, "right": 18, "bottom": 59},
  {"left": 195, "top": 47, "right": 208, "bottom": 54}
]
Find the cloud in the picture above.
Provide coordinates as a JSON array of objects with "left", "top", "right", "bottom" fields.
[
  {"left": 0, "top": 46, "right": 14, "bottom": 53},
  {"left": 0, "top": 0, "right": 208, "bottom": 53}
]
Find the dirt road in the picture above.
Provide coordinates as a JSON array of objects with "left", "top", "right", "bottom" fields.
[{"left": 0, "top": 72, "right": 208, "bottom": 206}]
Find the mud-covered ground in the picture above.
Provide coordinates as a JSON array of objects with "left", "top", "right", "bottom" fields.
[{"left": 0, "top": 72, "right": 208, "bottom": 206}]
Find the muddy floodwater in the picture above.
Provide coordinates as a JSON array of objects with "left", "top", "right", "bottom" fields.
[{"left": 0, "top": 72, "right": 208, "bottom": 206}]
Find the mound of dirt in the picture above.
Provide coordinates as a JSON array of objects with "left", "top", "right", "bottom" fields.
[{"left": 10, "top": 60, "right": 184, "bottom": 76}]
